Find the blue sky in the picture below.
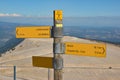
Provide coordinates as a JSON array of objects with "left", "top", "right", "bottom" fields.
[
  {"left": 0, "top": 0, "right": 120, "bottom": 26},
  {"left": 0, "top": 0, "right": 120, "bottom": 17}
]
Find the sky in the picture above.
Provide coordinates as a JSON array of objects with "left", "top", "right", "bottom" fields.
[{"left": 0, "top": 0, "right": 120, "bottom": 26}]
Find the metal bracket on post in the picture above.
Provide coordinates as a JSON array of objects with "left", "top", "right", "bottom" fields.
[
  {"left": 53, "top": 57, "right": 63, "bottom": 70},
  {"left": 54, "top": 43, "right": 64, "bottom": 54}
]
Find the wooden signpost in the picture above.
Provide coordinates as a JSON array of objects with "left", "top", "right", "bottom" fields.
[
  {"left": 16, "top": 10, "right": 106, "bottom": 80},
  {"left": 53, "top": 10, "right": 63, "bottom": 80}
]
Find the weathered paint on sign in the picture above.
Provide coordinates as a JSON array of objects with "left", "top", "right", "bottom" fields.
[{"left": 32, "top": 56, "right": 53, "bottom": 68}]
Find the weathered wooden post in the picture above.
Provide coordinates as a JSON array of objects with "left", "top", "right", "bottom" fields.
[{"left": 53, "top": 10, "right": 63, "bottom": 80}]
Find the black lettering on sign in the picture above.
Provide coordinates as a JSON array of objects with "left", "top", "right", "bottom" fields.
[
  {"left": 36, "top": 29, "right": 48, "bottom": 31},
  {"left": 94, "top": 46, "right": 97, "bottom": 49},
  {"left": 67, "top": 50, "right": 79, "bottom": 53},
  {"left": 38, "top": 33, "right": 48, "bottom": 35},
  {"left": 95, "top": 51, "right": 103, "bottom": 54},
  {"left": 67, "top": 45, "right": 73, "bottom": 47},
  {"left": 79, "top": 50, "right": 86, "bottom": 53},
  {"left": 19, "top": 33, "right": 25, "bottom": 36},
  {"left": 94, "top": 46, "right": 103, "bottom": 49},
  {"left": 57, "top": 14, "right": 61, "bottom": 20}
]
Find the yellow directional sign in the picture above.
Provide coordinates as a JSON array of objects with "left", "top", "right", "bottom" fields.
[
  {"left": 32, "top": 56, "right": 53, "bottom": 68},
  {"left": 54, "top": 10, "right": 63, "bottom": 27},
  {"left": 65, "top": 42, "right": 106, "bottom": 57},
  {"left": 54, "top": 10, "right": 62, "bottom": 20},
  {"left": 16, "top": 26, "right": 51, "bottom": 38}
]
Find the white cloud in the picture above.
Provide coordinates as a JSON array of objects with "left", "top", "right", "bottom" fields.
[{"left": 0, "top": 13, "right": 22, "bottom": 17}]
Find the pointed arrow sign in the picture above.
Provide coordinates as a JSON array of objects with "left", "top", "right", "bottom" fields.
[
  {"left": 65, "top": 42, "right": 106, "bottom": 57},
  {"left": 16, "top": 26, "right": 51, "bottom": 38}
]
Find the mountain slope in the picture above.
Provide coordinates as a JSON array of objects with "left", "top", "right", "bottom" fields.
[
  {"left": 0, "top": 21, "right": 31, "bottom": 53},
  {"left": 0, "top": 36, "right": 120, "bottom": 80}
]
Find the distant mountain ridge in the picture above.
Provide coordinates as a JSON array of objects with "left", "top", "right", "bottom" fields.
[
  {"left": 0, "top": 21, "right": 120, "bottom": 55},
  {"left": 0, "top": 22, "right": 26, "bottom": 54},
  {"left": 0, "top": 37, "right": 24, "bottom": 54},
  {"left": 0, "top": 21, "right": 31, "bottom": 29},
  {"left": 64, "top": 26, "right": 120, "bottom": 45}
]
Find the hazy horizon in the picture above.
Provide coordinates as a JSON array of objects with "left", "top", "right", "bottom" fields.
[
  {"left": 0, "top": 0, "right": 120, "bottom": 27},
  {"left": 0, "top": 16, "right": 120, "bottom": 27}
]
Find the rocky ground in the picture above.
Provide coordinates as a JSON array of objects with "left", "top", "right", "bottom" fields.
[{"left": 0, "top": 36, "right": 120, "bottom": 80}]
